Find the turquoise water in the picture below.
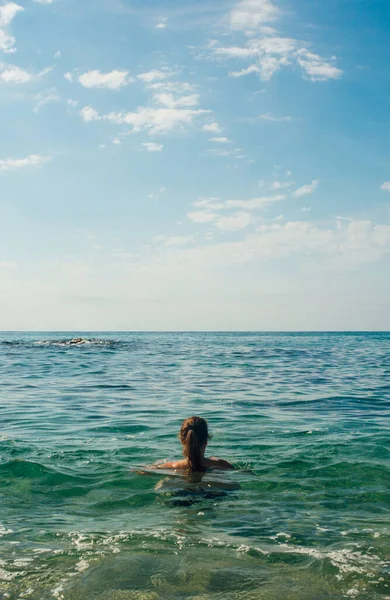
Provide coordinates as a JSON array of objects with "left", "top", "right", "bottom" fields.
[{"left": 0, "top": 332, "right": 389, "bottom": 600}]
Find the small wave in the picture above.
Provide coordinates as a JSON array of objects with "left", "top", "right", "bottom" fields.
[
  {"left": 35, "top": 338, "right": 113, "bottom": 347},
  {"left": 0, "top": 338, "right": 134, "bottom": 349}
]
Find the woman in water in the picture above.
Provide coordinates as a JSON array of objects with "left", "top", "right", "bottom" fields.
[{"left": 157, "top": 416, "right": 234, "bottom": 472}]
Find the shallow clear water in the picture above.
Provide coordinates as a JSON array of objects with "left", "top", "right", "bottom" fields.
[{"left": 0, "top": 332, "right": 389, "bottom": 600}]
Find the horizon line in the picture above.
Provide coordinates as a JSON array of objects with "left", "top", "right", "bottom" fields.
[{"left": 0, "top": 330, "right": 389, "bottom": 334}]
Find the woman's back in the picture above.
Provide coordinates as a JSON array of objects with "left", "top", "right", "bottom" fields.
[{"left": 156, "top": 417, "right": 234, "bottom": 472}]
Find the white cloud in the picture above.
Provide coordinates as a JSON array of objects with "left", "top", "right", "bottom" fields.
[
  {"left": 187, "top": 210, "right": 218, "bottom": 224},
  {"left": 0, "top": 2, "right": 23, "bottom": 53},
  {"left": 224, "top": 194, "right": 285, "bottom": 210},
  {"left": 230, "top": 65, "right": 262, "bottom": 77},
  {"left": 216, "top": 211, "right": 252, "bottom": 231},
  {"left": 153, "top": 92, "right": 199, "bottom": 108},
  {"left": 0, "top": 260, "right": 18, "bottom": 269},
  {"left": 210, "top": 136, "right": 230, "bottom": 143},
  {"left": 0, "top": 2, "right": 23, "bottom": 27},
  {"left": 193, "top": 197, "right": 221, "bottom": 208},
  {"left": 67, "top": 99, "right": 78, "bottom": 108},
  {"left": 229, "top": 0, "right": 281, "bottom": 33},
  {"left": 0, "top": 29, "right": 15, "bottom": 52},
  {"left": 381, "top": 182, "right": 390, "bottom": 192},
  {"left": 293, "top": 180, "right": 319, "bottom": 198},
  {"left": 208, "top": 147, "right": 243, "bottom": 157},
  {"left": 214, "top": 45, "right": 257, "bottom": 59},
  {"left": 80, "top": 105, "right": 208, "bottom": 134},
  {"left": 156, "top": 17, "right": 168, "bottom": 29},
  {"left": 3, "top": 217, "right": 390, "bottom": 331},
  {"left": 203, "top": 122, "right": 222, "bottom": 133},
  {"left": 213, "top": 37, "right": 300, "bottom": 81},
  {"left": 191, "top": 194, "right": 285, "bottom": 215},
  {"left": 78, "top": 70, "right": 132, "bottom": 90},
  {"left": 33, "top": 0, "right": 54, "bottom": 3},
  {"left": 163, "top": 236, "right": 191, "bottom": 247},
  {"left": 148, "top": 81, "right": 195, "bottom": 94},
  {"left": 137, "top": 69, "right": 170, "bottom": 83},
  {"left": 259, "top": 113, "right": 293, "bottom": 122},
  {"left": 80, "top": 106, "right": 101, "bottom": 122},
  {"left": 270, "top": 181, "right": 294, "bottom": 190},
  {"left": 0, "top": 64, "right": 33, "bottom": 83},
  {"left": 64, "top": 72, "right": 73, "bottom": 82},
  {"left": 112, "top": 138, "right": 121, "bottom": 145},
  {"left": 54, "top": 50, "right": 61, "bottom": 59},
  {"left": 173, "top": 219, "right": 390, "bottom": 271},
  {"left": 296, "top": 49, "right": 342, "bottom": 82},
  {"left": 34, "top": 87, "right": 59, "bottom": 111},
  {"left": 0, "top": 154, "right": 50, "bottom": 172},
  {"left": 147, "top": 186, "right": 166, "bottom": 200},
  {"left": 143, "top": 142, "right": 163, "bottom": 152},
  {"left": 212, "top": 2, "right": 343, "bottom": 83}
]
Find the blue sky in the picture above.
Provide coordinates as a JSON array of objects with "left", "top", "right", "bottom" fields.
[{"left": 1, "top": 0, "right": 390, "bottom": 330}]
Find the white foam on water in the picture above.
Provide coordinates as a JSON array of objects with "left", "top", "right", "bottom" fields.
[
  {"left": 275, "top": 543, "right": 384, "bottom": 578},
  {"left": 0, "top": 524, "right": 13, "bottom": 537},
  {"left": 270, "top": 532, "right": 291, "bottom": 540},
  {"left": 0, "top": 567, "right": 26, "bottom": 581},
  {"left": 75, "top": 559, "right": 90, "bottom": 573},
  {"left": 12, "top": 558, "right": 33, "bottom": 568},
  {"left": 52, "top": 583, "right": 65, "bottom": 600}
]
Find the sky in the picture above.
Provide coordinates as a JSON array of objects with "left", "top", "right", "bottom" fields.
[{"left": 1, "top": 0, "right": 390, "bottom": 331}]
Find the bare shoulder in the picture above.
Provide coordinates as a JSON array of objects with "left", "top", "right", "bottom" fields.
[
  {"left": 154, "top": 459, "right": 187, "bottom": 470},
  {"left": 207, "top": 457, "right": 235, "bottom": 470}
]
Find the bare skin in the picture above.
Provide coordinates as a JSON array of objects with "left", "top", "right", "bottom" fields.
[{"left": 156, "top": 444, "right": 234, "bottom": 472}]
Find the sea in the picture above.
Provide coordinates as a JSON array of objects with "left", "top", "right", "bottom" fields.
[{"left": 0, "top": 332, "right": 389, "bottom": 600}]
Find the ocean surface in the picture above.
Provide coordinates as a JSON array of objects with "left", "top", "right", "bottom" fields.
[{"left": 0, "top": 332, "right": 389, "bottom": 600}]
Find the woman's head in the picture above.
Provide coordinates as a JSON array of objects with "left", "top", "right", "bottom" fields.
[{"left": 179, "top": 416, "right": 209, "bottom": 472}]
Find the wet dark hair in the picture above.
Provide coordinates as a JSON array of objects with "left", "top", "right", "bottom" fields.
[{"left": 179, "top": 416, "right": 209, "bottom": 472}]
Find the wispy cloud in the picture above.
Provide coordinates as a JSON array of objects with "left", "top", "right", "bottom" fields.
[
  {"left": 156, "top": 17, "right": 168, "bottom": 29},
  {"left": 0, "top": 2, "right": 23, "bottom": 53},
  {"left": 296, "top": 49, "right": 343, "bottom": 82},
  {"left": 147, "top": 187, "right": 166, "bottom": 200},
  {"left": 137, "top": 69, "right": 171, "bottom": 83},
  {"left": 153, "top": 92, "right": 199, "bottom": 108},
  {"left": 270, "top": 180, "right": 294, "bottom": 190},
  {"left": 213, "top": 38, "right": 342, "bottom": 82},
  {"left": 210, "top": 136, "right": 230, "bottom": 143},
  {"left": 293, "top": 180, "right": 319, "bottom": 198},
  {"left": 0, "top": 154, "right": 50, "bottom": 172},
  {"left": 80, "top": 105, "right": 209, "bottom": 134},
  {"left": 163, "top": 236, "right": 191, "bottom": 247},
  {"left": 259, "top": 113, "right": 294, "bottom": 122},
  {"left": 381, "top": 182, "right": 390, "bottom": 193},
  {"left": 210, "top": 0, "right": 343, "bottom": 83},
  {"left": 143, "top": 142, "right": 163, "bottom": 152},
  {"left": 0, "top": 260, "right": 18, "bottom": 269},
  {"left": 190, "top": 194, "right": 285, "bottom": 222},
  {"left": 34, "top": 87, "right": 60, "bottom": 112}
]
